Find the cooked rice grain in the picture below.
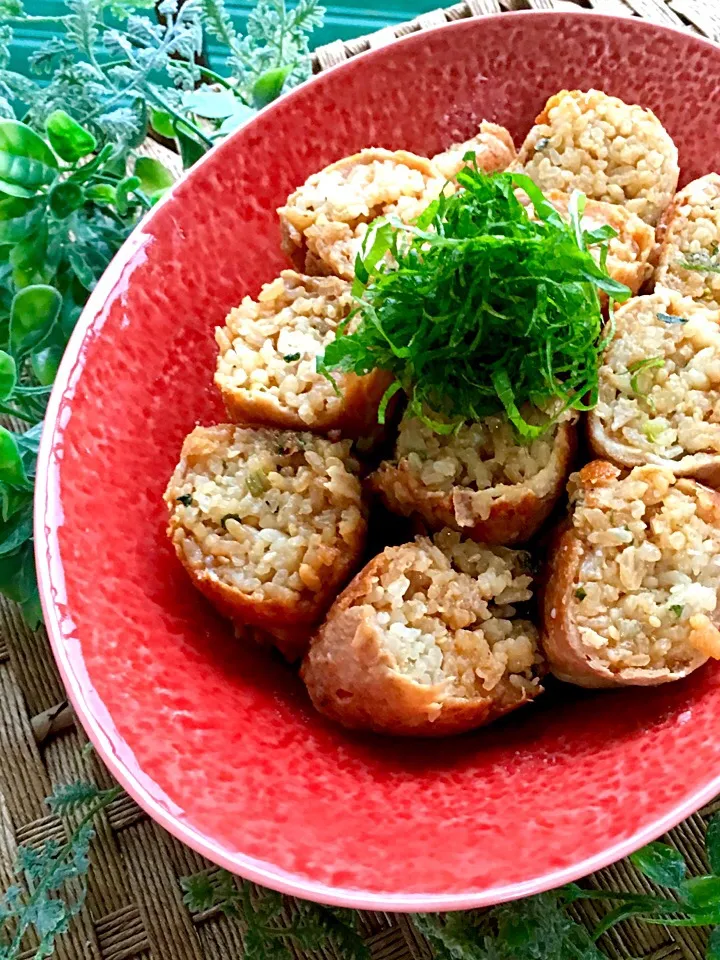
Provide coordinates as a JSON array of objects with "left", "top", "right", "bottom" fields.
[
  {"left": 164, "top": 424, "right": 367, "bottom": 657},
  {"left": 278, "top": 149, "right": 447, "bottom": 280},
  {"left": 589, "top": 290, "right": 720, "bottom": 480},
  {"left": 655, "top": 174, "right": 720, "bottom": 306},
  {"left": 301, "top": 531, "right": 544, "bottom": 734},
  {"left": 215, "top": 270, "right": 390, "bottom": 435},
  {"left": 568, "top": 463, "right": 720, "bottom": 674},
  {"left": 370, "top": 411, "right": 575, "bottom": 544},
  {"left": 515, "top": 89, "right": 679, "bottom": 225}
]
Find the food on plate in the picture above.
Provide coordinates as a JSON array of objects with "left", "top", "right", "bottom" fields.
[
  {"left": 302, "top": 530, "right": 544, "bottom": 735},
  {"left": 369, "top": 411, "right": 577, "bottom": 544},
  {"left": 278, "top": 148, "right": 446, "bottom": 280},
  {"left": 164, "top": 424, "right": 367, "bottom": 660},
  {"left": 588, "top": 290, "right": 720, "bottom": 485},
  {"left": 321, "top": 167, "right": 627, "bottom": 448},
  {"left": 215, "top": 270, "right": 391, "bottom": 435},
  {"left": 542, "top": 460, "right": 720, "bottom": 687},
  {"left": 515, "top": 89, "right": 679, "bottom": 225},
  {"left": 168, "top": 86, "right": 717, "bottom": 737},
  {"left": 522, "top": 190, "right": 654, "bottom": 297},
  {"left": 431, "top": 121, "right": 516, "bottom": 180},
  {"left": 654, "top": 173, "right": 720, "bottom": 306}
]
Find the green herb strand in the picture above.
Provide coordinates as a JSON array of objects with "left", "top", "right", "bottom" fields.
[{"left": 322, "top": 167, "right": 630, "bottom": 439}]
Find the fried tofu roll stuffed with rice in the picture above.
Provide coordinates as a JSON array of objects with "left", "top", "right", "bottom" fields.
[
  {"left": 165, "top": 425, "right": 367, "bottom": 660},
  {"left": 278, "top": 149, "right": 446, "bottom": 281},
  {"left": 522, "top": 190, "right": 654, "bottom": 297},
  {"left": 431, "top": 122, "right": 516, "bottom": 181},
  {"left": 302, "top": 531, "right": 544, "bottom": 735},
  {"left": 370, "top": 411, "right": 577, "bottom": 545},
  {"left": 655, "top": 174, "right": 720, "bottom": 307},
  {"left": 543, "top": 461, "right": 720, "bottom": 687},
  {"left": 515, "top": 89, "right": 679, "bottom": 225},
  {"left": 588, "top": 291, "right": 720, "bottom": 485},
  {"left": 215, "top": 271, "right": 391, "bottom": 437}
]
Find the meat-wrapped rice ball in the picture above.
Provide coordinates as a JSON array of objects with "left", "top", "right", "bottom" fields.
[
  {"left": 588, "top": 290, "right": 720, "bottom": 485},
  {"left": 164, "top": 425, "right": 367, "bottom": 660},
  {"left": 655, "top": 174, "right": 720, "bottom": 307},
  {"left": 370, "top": 411, "right": 577, "bottom": 545},
  {"left": 277, "top": 149, "right": 446, "bottom": 280},
  {"left": 515, "top": 89, "right": 679, "bottom": 225},
  {"left": 431, "top": 121, "right": 516, "bottom": 181},
  {"left": 543, "top": 461, "right": 720, "bottom": 687},
  {"left": 302, "top": 531, "right": 544, "bottom": 735},
  {"left": 215, "top": 270, "right": 391, "bottom": 436}
]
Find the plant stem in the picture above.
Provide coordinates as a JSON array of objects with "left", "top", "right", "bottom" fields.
[
  {"left": 275, "top": 0, "right": 287, "bottom": 68},
  {"left": 570, "top": 888, "right": 682, "bottom": 912},
  {"left": 5, "top": 14, "right": 69, "bottom": 24},
  {"left": 145, "top": 90, "right": 214, "bottom": 148},
  {"left": 197, "top": 65, "right": 235, "bottom": 89},
  {"left": 6, "top": 787, "right": 121, "bottom": 956}
]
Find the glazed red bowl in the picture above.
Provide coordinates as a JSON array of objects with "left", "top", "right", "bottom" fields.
[{"left": 36, "top": 10, "right": 720, "bottom": 910}]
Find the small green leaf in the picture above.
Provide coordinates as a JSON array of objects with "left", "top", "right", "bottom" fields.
[
  {"left": 10, "top": 284, "right": 62, "bottom": 358},
  {"left": 150, "top": 107, "right": 175, "bottom": 139},
  {"left": 682, "top": 875, "right": 720, "bottom": 909},
  {"left": 0, "top": 427, "right": 29, "bottom": 488},
  {"left": 707, "top": 816, "right": 720, "bottom": 876},
  {"left": 708, "top": 927, "right": 720, "bottom": 960},
  {"left": 31, "top": 345, "right": 62, "bottom": 386},
  {"left": 0, "top": 350, "right": 17, "bottom": 400},
  {"left": 16, "top": 421, "right": 42, "bottom": 476},
  {"left": 174, "top": 126, "right": 207, "bottom": 169},
  {"left": 630, "top": 842, "right": 686, "bottom": 888},
  {"left": 0, "top": 120, "right": 57, "bottom": 193},
  {"left": 84, "top": 183, "right": 116, "bottom": 206},
  {"left": 0, "top": 195, "right": 44, "bottom": 244},
  {"left": 10, "top": 223, "right": 48, "bottom": 287},
  {"left": 45, "top": 110, "right": 97, "bottom": 163},
  {"left": 217, "top": 106, "right": 256, "bottom": 137},
  {"left": 115, "top": 175, "right": 141, "bottom": 215},
  {"left": 67, "top": 143, "right": 114, "bottom": 184},
  {"left": 670, "top": 603, "right": 683, "bottom": 617},
  {"left": 0, "top": 500, "right": 33, "bottom": 557},
  {"left": 68, "top": 248, "right": 97, "bottom": 290},
  {"left": 0, "top": 540, "right": 41, "bottom": 625},
  {"left": 251, "top": 67, "right": 290, "bottom": 108},
  {"left": 0, "top": 179, "right": 37, "bottom": 198},
  {"left": 49, "top": 180, "right": 85, "bottom": 219},
  {"left": 133, "top": 157, "right": 174, "bottom": 197},
  {"left": 182, "top": 88, "right": 238, "bottom": 119}
]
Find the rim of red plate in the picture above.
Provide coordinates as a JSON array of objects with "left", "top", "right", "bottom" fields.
[{"left": 34, "top": 9, "right": 720, "bottom": 912}]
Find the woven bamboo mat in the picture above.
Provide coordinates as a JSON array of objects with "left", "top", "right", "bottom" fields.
[{"left": 3, "top": 1, "right": 720, "bottom": 957}]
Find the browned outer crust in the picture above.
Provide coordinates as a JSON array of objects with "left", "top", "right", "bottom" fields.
[
  {"left": 301, "top": 549, "right": 541, "bottom": 736},
  {"left": 369, "top": 419, "right": 577, "bottom": 545},
  {"left": 277, "top": 149, "right": 439, "bottom": 275},
  {"left": 217, "top": 367, "right": 394, "bottom": 438},
  {"left": 541, "top": 465, "right": 720, "bottom": 687},
  {"left": 431, "top": 122, "right": 517, "bottom": 179},
  {"left": 164, "top": 425, "right": 368, "bottom": 661}
]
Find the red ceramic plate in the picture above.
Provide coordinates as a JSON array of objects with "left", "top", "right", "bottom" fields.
[{"left": 36, "top": 10, "right": 720, "bottom": 911}]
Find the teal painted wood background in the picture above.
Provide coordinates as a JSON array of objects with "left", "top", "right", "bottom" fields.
[{"left": 8, "top": 0, "right": 438, "bottom": 75}]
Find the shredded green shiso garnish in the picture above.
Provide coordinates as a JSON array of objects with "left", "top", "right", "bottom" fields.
[{"left": 321, "top": 165, "right": 631, "bottom": 439}]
